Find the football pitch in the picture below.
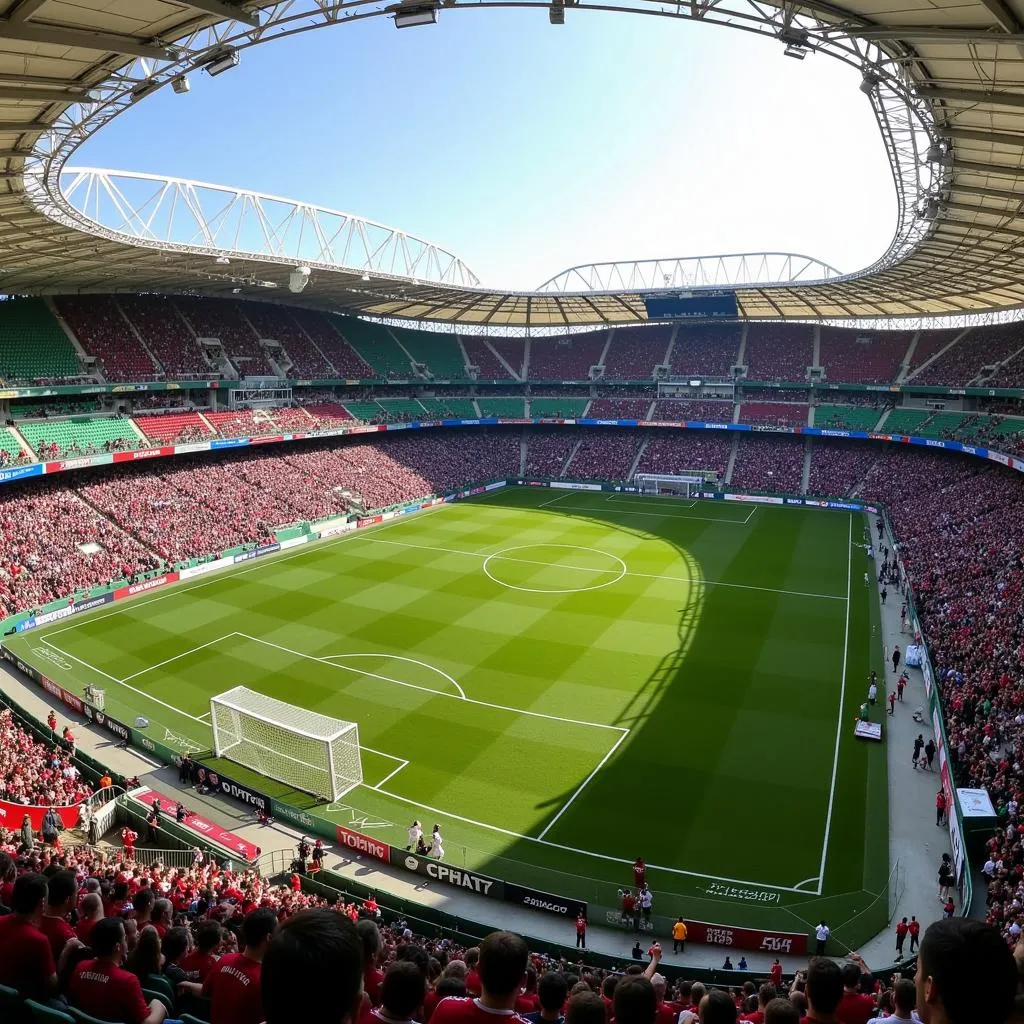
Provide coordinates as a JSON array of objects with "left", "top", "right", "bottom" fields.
[{"left": 3, "top": 486, "right": 889, "bottom": 946}]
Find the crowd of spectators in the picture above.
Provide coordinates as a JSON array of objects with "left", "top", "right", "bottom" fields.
[
  {"left": 743, "top": 326, "right": 813, "bottom": 383},
  {"left": 564, "top": 430, "right": 639, "bottom": 480},
  {"left": 651, "top": 400, "right": 733, "bottom": 423},
  {"left": 134, "top": 413, "right": 214, "bottom": 446},
  {"left": 818, "top": 329, "right": 912, "bottom": 385},
  {"left": 668, "top": 326, "right": 740, "bottom": 377},
  {"left": 55, "top": 298, "right": 160, "bottom": 384},
  {"left": 241, "top": 303, "right": 337, "bottom": 380},
  {"left": 913, "top": 324, "right": 1023, "bottom": 386},
  {"left": 527, "top": 334, "right": 606, "bottom": 380},
  {"left": 524, "top": 430, "right": 577, "bottom": 477},
  {"left": 634, "top": 431, "right": 731, "bottom": 481},
  {"left": 0, "top": 709, "right": 91, "bottom": 808},
  {"left": 602, "top": 327, "right": 671, "bottom": 380},
  {"left": 737, "top": 403, "right": 809, "bottom": 427},
  {"left": 460, "top": 336, "right": 517, "bottom": 380},
  {"left": 729, "top": 436, "right": 805, "bottom": 492},
  {"left": 806, "top": 441, "right": 880, "bottom": 498},
  {"left": 586, "top": 399, "right": 653, "bottom": 420},
  {"left": 287, "top": 310, "right": 374, "bottom": 378},
  {"left": 0, "top": 845, "right": 1019, "bottom": 1024},
  {"left": 117, "top": 297, "right": 214, "bottom": 380},
  {"left": 174, "top": 299, "right": 277, "bottom": 377}
]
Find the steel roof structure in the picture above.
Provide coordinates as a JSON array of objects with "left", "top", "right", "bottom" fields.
[{"left": 0, "top": 0, "right": 1022, "bottom": 326}]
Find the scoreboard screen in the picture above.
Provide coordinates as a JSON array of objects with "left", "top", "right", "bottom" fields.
[{"left": 643, "top": 290, "right": 738, "bottom": 320}]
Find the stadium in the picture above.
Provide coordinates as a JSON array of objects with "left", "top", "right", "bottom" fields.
[{"left": 0, "top": 1, "right": 1022, "bottom": 1023}]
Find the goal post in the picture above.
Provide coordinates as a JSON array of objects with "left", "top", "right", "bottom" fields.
[
  {"left": 210, "top": 686, "right": 362, "bottom": 802},
  {"left": 634, "top": 472, "right": 718, "bottom": 497}
]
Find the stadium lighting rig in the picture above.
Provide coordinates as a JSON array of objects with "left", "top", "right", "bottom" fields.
[
  {"left": 393, "top": 2, "right": 439, "bottom": 28},
  {"left": 204, "top": 47, "right": 240, "bottom": 77},
  {"left": 778, "top": 26, "right": 809, "bottom": 59}
]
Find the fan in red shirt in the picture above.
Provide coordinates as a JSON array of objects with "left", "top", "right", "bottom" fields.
[
  {"left": 69, "top": 917, "right": 165, "bottom": 1024},
  {"left": 122, "top": 826, "right": 138, "bottom": 860},
  {"left": 740, "top": 983, "right": 777, "bottom": 1024},
  {"left": 203, "top": 907, "right": 278, "bottom": 1024},
  {"left": 179, "top": 919, "right": 223, "bottom": 983},
  {"left": 464, "top": 947, "right": 482, "bottom": 998},
  {"left": 358, "top": 919, "right": 386, "bottom": 1006},
  {"left": 835, "top": 956, "right": 875, "bottom": 1024},
  {"left": 633, "top": 857, "right": 647, "bottom": 888},
  {"left": 0, "top": 873, "right": 58, "bottom": 1002},
  {"left": 432, "top": 931, "right": 532, "bottom": 1024},
  {"left": 76, "top": 892, "right": 104, "bottom": 946},
  {"left": 769, "top": 960, "right": 783, "bottom": 990},
  {"left": 37, "top": 869, "right": 78, "bottom": 963}
]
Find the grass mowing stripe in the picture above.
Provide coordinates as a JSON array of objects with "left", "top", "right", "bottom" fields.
[{"left": 2, "top": 488, "right": 886, "bottom": 942}]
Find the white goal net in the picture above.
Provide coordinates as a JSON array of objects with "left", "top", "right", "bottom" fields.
[
  {"left": 634, "top": 472, "right": 717, "bottom": 498},
  {"left": 210, "top": 686, "right": 362, "bottom": 802}
]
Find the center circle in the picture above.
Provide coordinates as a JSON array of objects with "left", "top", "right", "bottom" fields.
[{"left": 482, "top": 544, "right": 627, "bottom": 594}]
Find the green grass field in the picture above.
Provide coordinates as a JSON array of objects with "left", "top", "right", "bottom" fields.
[{"left": 3, "top": 487, "right": 889, "bottom": 947}]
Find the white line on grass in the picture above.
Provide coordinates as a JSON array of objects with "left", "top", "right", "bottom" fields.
[
  {"left": 815, "top": 512, "right": 853, "bottom": 896},
  {"left": 543, "top": 503, "right": 754, "bottom": 525},
  {"left": 238, "top": 633, "right": 625, "bottom": 734},
  {"left": 197, "top": 712, "right": 212, "bottom": 723},
  {"left": 120, "top": 634, "right": 238, "bottom": 683},
  {"left": 360, "top": 536, "right": 845, "bottom": 601},
  {"left": 537, "top": 728, "right": 630, "bottom": 839},
  {"left": 367, "top": 782, "right": 807, "bottom": 893},
  {"left": 372, "top": 760, "right": 410, "bottom": 790}
]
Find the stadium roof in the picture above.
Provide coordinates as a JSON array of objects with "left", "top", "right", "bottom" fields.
[{"left": 0, "top": 0, "right": 1023, "bottom": 325}]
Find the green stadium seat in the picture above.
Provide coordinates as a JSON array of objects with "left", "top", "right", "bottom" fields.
[
  {"left": 141, "top": 988, "right": 173, "bottom": 1016},
  {"left": 17, "top": 417, "right": 139, "bottom": 457},
  {"left": 389, "top": 326, "right": 468, "bottom": 379},
  {"left": 332, "top": 317, "right": 411, "bottom": 378},
  {"left": 920, "top": 411, "right": 972, "bottom": 437},
  {"left": 0, "top": 427, "right": 30, "bottom": 461},
  {"left": 341, "top": 400, "right": 384, "bottom": 422},
  {"left": 417, "top": 398, "right": 477, "bottom": 419},
  {"left": 814, "top": 405, "right": 882, "bottom": 431},
  {"left": 25, "top": 1000, "right": 77, "bottom": 1024},
  {"left": 529, "top": 397, "right": 589, "bottom": 418},
  {"left": 0, "top": 299, "right": 80, "bottom": 382},
  {"left": 476, "top": 397, "right": 525, "bottom": 418},
  {"left": 883, "top": 408, "right": 930, "bottom": 434},
  {"left": 375, "top": 399, "right": 425, "bottom": 421}
]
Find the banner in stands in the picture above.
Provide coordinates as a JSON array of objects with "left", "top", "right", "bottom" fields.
[
  {"left": 683, "top": 919, "right": 808, "bottom": 955},
  {"left": 0, "top": 463, "right": 43, "bottom": 484},
  {"left": 391, "top": 850, "right": 505, "bottom": 899},
  {"left": 194, "top": 764, "right": 269, "bottom": 815},
  {"left": 39, "top": 672, "right": 84, "bottom": 715},
  {"left": 933, "top": 706, "right": 967, "bottom": 885},
  {"left": 81, "top": 704, "right": 131, "bottom": 743},
  {"left": 0, "top": 799, "right": 80, "bottom": 832},
  {"left": 504, "top": 881, "right": 583, "bottom": 918},
  {"left": 112, "top": 573, "right": 179, "bottom": 600},
  {"left": 134, "top": 788, "right": 261, "bottom": 862},
  {"left": 336, "top": 823, "right": 390, "bottom": 864}
]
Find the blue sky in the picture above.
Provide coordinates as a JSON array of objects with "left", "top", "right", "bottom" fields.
[{"left": 78, "top": 11, "right": 895, "bottom": 288}]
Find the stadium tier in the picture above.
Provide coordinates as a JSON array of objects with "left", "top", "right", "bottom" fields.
[
  {"left": 813, "top": 404, "right": 884, "bottom": 431},
  {"left": 417, "top": 397, "right": 478, "bottom": 418},
  {"left": 175, "top": 297, "right": 277, "bottom": 377},
  {"left": 602, "top": 325, "right": 672, "bottom": 379},
  {"left": 882, "top": 408, "right": 931, "bottom": 434},
  {"left": 818, "top": 327, "right": 913, "bottom": 384},
  {"left": 737, "top": 401, "right": 809, "bottom": 426},
  {"left": 0, "top": 298, "right": 80, "bottom": 382},
  {"left": 16, "top": 415, "right": 140, "bottom": 457},
  {"left": 335, "top": 316, "right": 412, "bottom": 377},
  {"left": 530, "top": 396, "right": 589, "bottom": 418},
  {"left": 375, "top": 398, "right": 428, "bottom": 421},
  {"left": 527, "top": 331, "right": 607, "bottom": 379},
  {"left": 668, "top": 323, "right": 741, "bottom": 376},
  {"left": 118, "top": 295, "right": 212, "bottom": 378},
  {"left": 288, "top": 308, "right": 374, "bottom": 377},
  {"left": 0, "top": 426, "right": 30, "bottom": 464},
  {"left": 743, "top": 323, "right": 813, "bottom": 382},
  {"left": 587, "top": 397, "right": 653, "bottom": 419},
  {"left": 653, "top": 398, "right": 734, "bottom": 422},
  {"left": 912, "top": 323, "right": 1024, "bottom": 386},
  {"left": 240, "top": 301, "right": 336, "bottom": 379},
  {"left": 460, "top": 334, "right": 516, "bottom": 379},
  {"left": 54, "top": 295, "right": 160, "bottom": 382},
  {"left": 729, "top": 434, "right": 806, "bottom": 492},
  {"left": 635, "top": 429, "right": 733, "bottom": 478},
  {"left": 389, "top": 324, "right": 469, "bottom": 379},
  {"left": 476, "top": 396, "right": 526, "bottom": 417},
  {"left": 134, "top": 411, "right": 214, "bottom": 444}
]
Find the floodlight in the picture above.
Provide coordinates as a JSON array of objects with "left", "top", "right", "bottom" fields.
[
  {"left": 394, "top": 3, "right": 438, "bottom": 28},
  {"left": 860, "top": 72, "right": 881, "bottom": 95},
  {"left": 778, "top": 26, "right": 809, "bottom": 58},
  {"left": 783, "top": 43, "right": 807, "bottom": 59},
  {"left": 289, "top": 266, "right": 312, "bottom": 294},
  {"left": 131, "top": 81, "right": 159, "bottom": 102},
  {"left": 172, "top": 76, "right": 190, "bottom": 95},
  {"left": 920, "top": 198, "right": 941, "bottom": 221},
  {"left": 549, "top": 1, "right": 565, "bottom": 24},
  {"left": 205, "top": 47, "right": 239, "bottom": 77}
]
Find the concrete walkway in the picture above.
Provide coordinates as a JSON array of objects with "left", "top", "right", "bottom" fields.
[{"left": 0, "top": 522, "right": 956, "bottom": 975}]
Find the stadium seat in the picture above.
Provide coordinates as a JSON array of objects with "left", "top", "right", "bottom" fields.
[
  {"left": 334, "top": 317, "right": 411, "bottom": 378},
  {"left": 814, "top": 404, "right": 883, "bottom": 431},
  {"left": 67, "top": 1007, "right": 114, "bottom": 1024},
  {"left": 0, "top": 298, "right": 81, "bottom": 381},
  {"left": 389, "top": 325, "right": 468, "bottom": 379},
  {"left": 141, "top": 987, "right": 174, "bottom": 1015},
  {"left": 16, "top": 417, "right": 140, "bottom": 457},
  {"left": 476, "top": 396, "right": 525, "bottom": 418},
  {"left": 25, "top": 1001, "right": 77, "bottom": 1024}
]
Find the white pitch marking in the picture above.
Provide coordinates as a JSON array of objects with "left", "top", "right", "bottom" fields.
[
  {"left": 38, "top": 638, "right": 210, "bottom": 726},
  {"left": 197, "top": 712, "right": 212, "bottom": 723},
  {"left": 815, "top": 511, "right": 853, "bottom": 896},
  {"left": 237, "top": 633, "right": 624, "bottom": 733},
  {"left": 537, "top": 728, "right": 630, "bottom": 839},
  {"left": 482, "top": 544, "right": 627, "bottom": 595},
  {"left": 792, "top": 876, "right": 820, "bottom": 892},
  {"left": 361, "top": 535, "right": 845, "bottom": 601},
  {"left": 372, "top": 760, "right": 410, "bottom": 791},
  {"left": 538, "top": 492, "right": 574, "bottom": 509},
  {"left": 366, "top": 783, "right": 808, "bottom": 894},
  {"left": 320, "top": 651, "right": 467, "bottom": 701},
  {"left": 120, "top": 633, "right": 240, "bottom": 683},
  {"left": 603, "top": 493, "right": 697, "bottom": 510},
  {"left": 535, "top": 501, "right": 753, "bottom": 525}
]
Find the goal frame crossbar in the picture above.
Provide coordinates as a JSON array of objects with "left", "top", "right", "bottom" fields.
[{"left": 210, "top": 685, "right": 362, "bottom": 802}]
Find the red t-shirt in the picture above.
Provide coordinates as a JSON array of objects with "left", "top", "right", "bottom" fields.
[
  {"left": 77, "top": 917, "right": 99, "bottom": 946},
  {"left": 179, "top": 950, "right": 218, "bottom": 982},
  {"left": 365, "top": 964, "right": 385, "bottom": 1006},
  {"left": 656, "top": 1001, "right": 677, "bottom": 1024},
  {"left": 515, "top": 994, "right": 540, "bottom": 1015},
  {"left": 465, "top": 970, "right": 482, "bottom": 997},
  {"left": 70, "top": 959, "right": 150, "bottom": 1024},
  {"left": 203, "top": 951, "right": 264, "bottom": 1024},
  {"left": 0, "top": 915, "right": 56, "bottom": 1000},
  {"left": 769, "top": 964, "right": 783, "bottom": 988},
  {"left": 835, "top": 989, "right": 876, "bottom": 1024},
  {"left": 423, "top": 991, "right": 443, "bottom": 1023},
  {"left": 39, "top": 913, "right": 76, "bottom": 963},
  {"left": 432, "top": 998, "right": 531, "bottom": 1024},
  {"left": 633, "top": 862, "right": 646, "bottom": 886}
]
